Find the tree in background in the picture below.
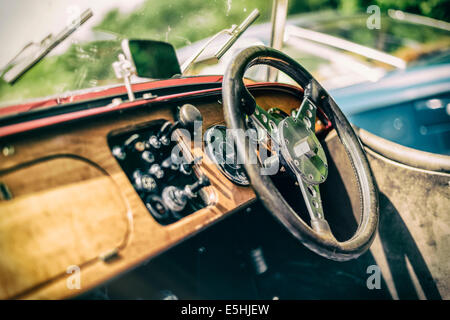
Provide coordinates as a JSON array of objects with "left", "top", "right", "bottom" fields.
[{"left": 371, "top": 0, "right": 449, "bottom": 21}]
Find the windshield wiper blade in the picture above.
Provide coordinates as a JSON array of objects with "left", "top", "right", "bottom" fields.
[{"left": 1, "top": 8, "right": 93, "bottom": 84}]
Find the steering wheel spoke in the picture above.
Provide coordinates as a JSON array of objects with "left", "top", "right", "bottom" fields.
[
  {"left": 295, "top": 97, "right": 317, "bottom": 131},
  {"left": 250, "top": 105, "right": 282, "bottom": 143},
  {"left": 296, "top": 174, "right": 335, "bottom": 240}
]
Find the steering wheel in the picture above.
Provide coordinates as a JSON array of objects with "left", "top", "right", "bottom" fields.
[{"left": 222, "top": 46, "right": 378, "bottom": 261}]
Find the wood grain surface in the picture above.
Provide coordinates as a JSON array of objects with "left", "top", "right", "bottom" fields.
[{"left": 0, "top": 89, "right": 302, "bottom": 299}]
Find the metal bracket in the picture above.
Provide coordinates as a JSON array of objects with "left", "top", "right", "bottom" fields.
[
  {"left": 267, "top": 0, "right": 289, "bottom": 82},
  {"left": 112, "top": 53, "right": 136, "bottom": 102}
]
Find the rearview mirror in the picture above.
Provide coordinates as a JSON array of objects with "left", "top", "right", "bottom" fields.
[{"left": 122, "top": 39, "right": 181, "bottom": 79}]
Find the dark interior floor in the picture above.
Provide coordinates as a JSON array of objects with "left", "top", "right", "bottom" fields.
[{"left": 78, "top": 201, "right": 392, "bottom": 300}]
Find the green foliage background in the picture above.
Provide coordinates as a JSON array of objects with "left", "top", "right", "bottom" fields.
[
  {"left": 96, "top": 0, "right": 449, "bottom": 49},
  {"left": 1, "top": 0, "right": 448, "bottom": 105}
]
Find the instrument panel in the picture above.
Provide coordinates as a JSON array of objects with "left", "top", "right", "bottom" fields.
[{"left": 204, "top": 125, "right": 250, "bottom": 186}]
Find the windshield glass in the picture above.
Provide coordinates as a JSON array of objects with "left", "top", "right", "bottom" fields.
[
  {"left": 0, "top": 1, "right": 449, "bottom": 106},
  {"left": 185, "top": 12, "right": 450, "bottom": 88},
  {"left": 0, "top": 0, "right": 273, "bottom": 106},
  {"left": 307, "top": 14, "right": 450, "bottom": 65}
]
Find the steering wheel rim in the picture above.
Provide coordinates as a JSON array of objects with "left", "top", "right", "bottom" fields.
[{"left": 222, "top": 46, "right": 379, "bottom": 261}]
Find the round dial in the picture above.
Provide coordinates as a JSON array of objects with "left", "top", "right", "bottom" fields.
[{"left": 204, "top": 125, "right": 250, "bottom": 186}]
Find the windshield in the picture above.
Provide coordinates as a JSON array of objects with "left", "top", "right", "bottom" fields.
[
  {"left": 0, "top": 1, "right": 449, "bottom": 106},
  {"left": 0, "top": 0, "right": 272, "bottom": 106},
  {"left": 184, "top": 12, "right": 450, "bottom": 88}
]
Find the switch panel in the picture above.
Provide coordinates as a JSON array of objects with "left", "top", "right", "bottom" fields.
[{"left": 108, "top": 119, "right": 210, "bottom": 225}]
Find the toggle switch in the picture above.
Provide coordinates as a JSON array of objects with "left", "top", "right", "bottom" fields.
[{"left": 161, "top": 175, "right": 210, "bottom": 212}]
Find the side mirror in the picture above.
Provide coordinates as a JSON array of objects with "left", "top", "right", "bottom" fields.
[{"left": 122, "top": 39, "right": 181, "bottom": 79}]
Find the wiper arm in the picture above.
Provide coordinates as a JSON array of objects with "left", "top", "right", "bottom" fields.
[
  {"left": 181, "top": 9, "right": 259, "bottom": 74},
  {"left": 1, "top": 8, "right": 93, "bottom": 84}
]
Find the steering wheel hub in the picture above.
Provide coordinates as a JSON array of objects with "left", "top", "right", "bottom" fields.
[{"left": 279, "top": 116, "right": 328, "bottom": 185}]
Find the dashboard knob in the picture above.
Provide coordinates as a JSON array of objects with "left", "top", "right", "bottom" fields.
[
  {"left": 112, "top": 145, "right": 126, "bottom": 160},
  {"left": 162, "top": 186, "right": 187, "bottom": 212},
  {"left": 156, "top": 104, "right": 202, "bottom": 145},
  {"left": 149, "top": 163, "right": 164, "bottom": 179},
  {"left": 157, "top": 121, "right": 174, "bottom": 146},
  {"left": 179, "top": 104, "right": 202, "bottom": 129},
  {"left": 142, "top": 150, "right": 155, "bottom": 163},
  {"left": 133, "top": 170, "right": 157, "bottom": 192},
  {"left": 148, "top": 135, "right": 161, "bottom": 149},
  {"left": 145, "top": 195, "right": 169, "bottom": 221},
  {"left": 141, "top": 175, "right": 157, "bottom": 192}
]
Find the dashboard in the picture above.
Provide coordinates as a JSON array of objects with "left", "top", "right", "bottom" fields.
[{"left": 0, "top": 85, "right": 305, "bottom": 299}]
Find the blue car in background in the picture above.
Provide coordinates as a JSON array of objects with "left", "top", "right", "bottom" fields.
[
  {"left": 180, "top": 10, "right": 450, "bottom": 155},
  {"left": 331, "top": 61, "right": 450, "bottom": 155}
]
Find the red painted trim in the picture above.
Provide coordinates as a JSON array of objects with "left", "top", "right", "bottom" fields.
[
  {"left": 0, "top": 75, "right": 223, "bottom": 116},
  {"left": 0, "top": 81, "right": 306, "bottom": 139},
  {"left": 0, "top": 88, "right": 219, "bottom": 138}
]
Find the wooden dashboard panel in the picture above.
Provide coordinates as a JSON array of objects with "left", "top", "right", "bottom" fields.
[
  {"left": 0, "top": 89, "right": 302, "bottom": 299},
  {"left": 0, "top": 156, "right": 130, "bottom": 299}
]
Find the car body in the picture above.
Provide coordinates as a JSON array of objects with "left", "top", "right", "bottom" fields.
[{"left": 332, "top": 62, "right": 450, "bottom": 154}]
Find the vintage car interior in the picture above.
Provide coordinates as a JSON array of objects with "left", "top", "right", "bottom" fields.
[{"left": 0, "top": 4, "right": 448, "bottom": 301}]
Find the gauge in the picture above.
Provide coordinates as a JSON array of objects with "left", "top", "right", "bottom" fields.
[{"left": 204, "top": 125, "right": 250, "bottom": 186}]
